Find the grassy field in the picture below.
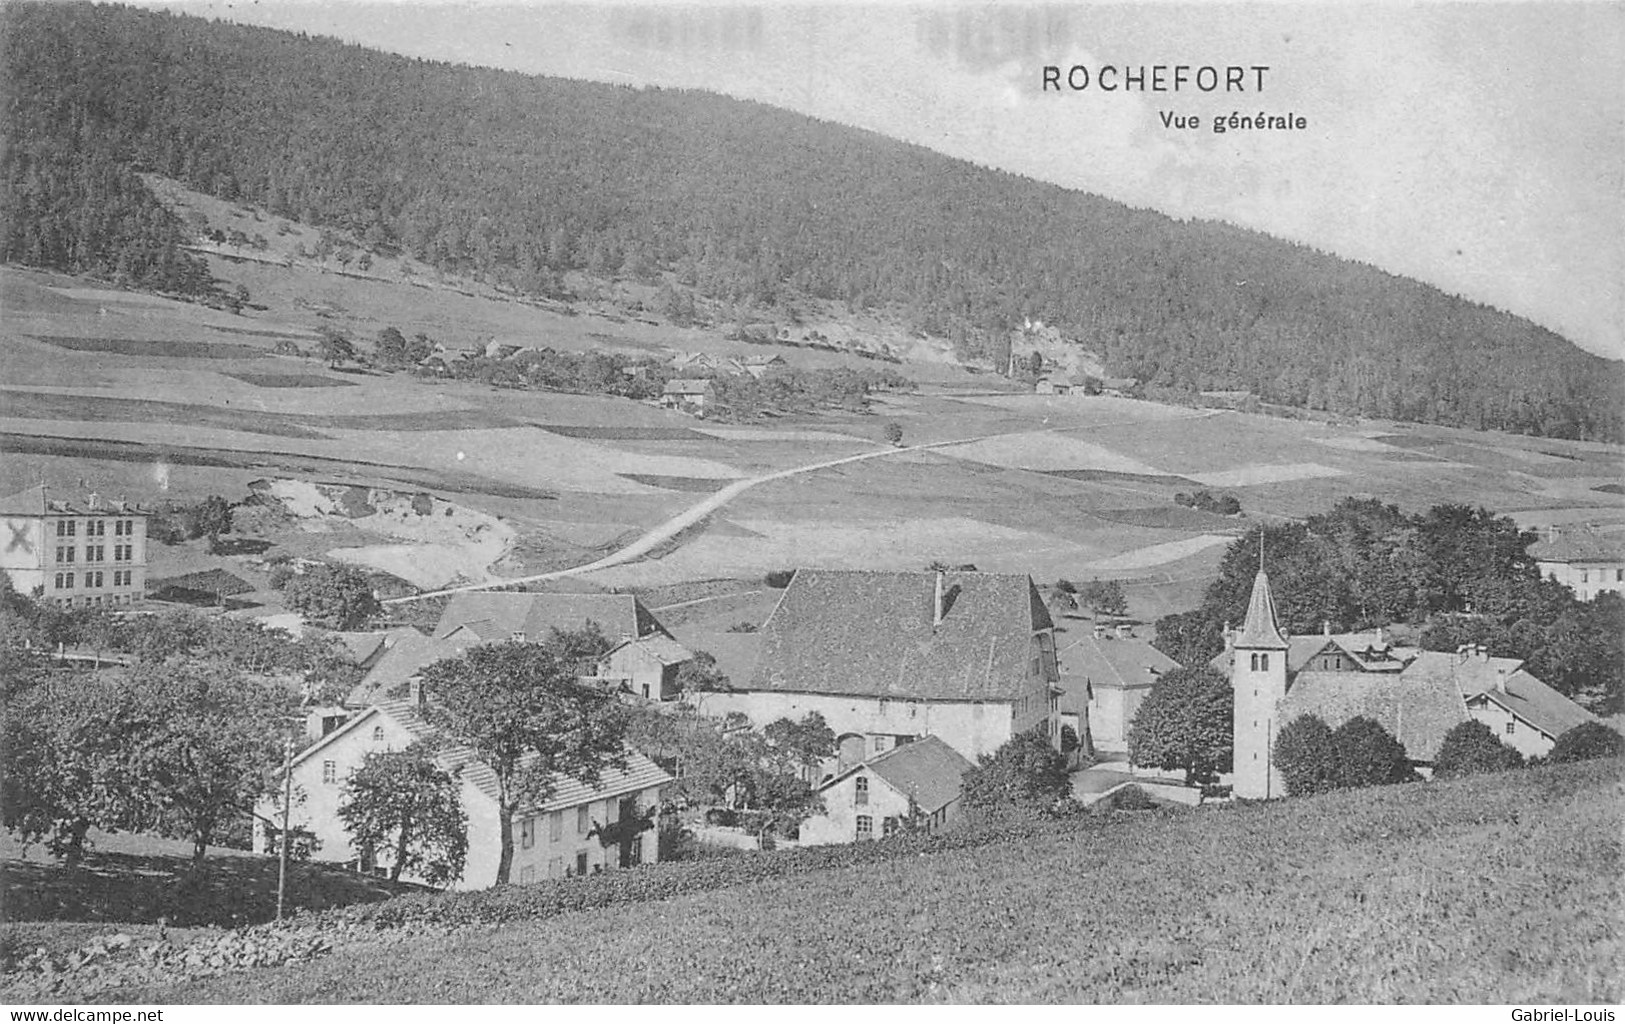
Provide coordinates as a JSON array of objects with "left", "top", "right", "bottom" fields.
[{"left": 100, "top": 758, "right": 1622, "bottom": 1003}]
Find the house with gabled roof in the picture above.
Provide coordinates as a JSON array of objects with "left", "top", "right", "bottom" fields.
[
  {"left": 434, "top": 591, "right": 670, "bottom": 647},
  {"left": 253, "top": 696, "right": 673, "bottom": 890},
  {"left": 598, "top": 633, "right": 695, "bottom": 701},
  {"left": 1226, "top": 566, "right": 1600, "bottom": 798},
  {"left": 699, "top": 569, "right": 1063, "bottom": 764},
  {"left": 798, "top": 735, "right": 974, "bottom": 846},
  {"left": 1058, "top": 624, "right": 1181, "bottom": 755},
  {"left": 660, "top": 378, "right": 715, "bottom": 413},
  {"left": 1529, "top": 526, "right": 1625, "bottom": 601}
]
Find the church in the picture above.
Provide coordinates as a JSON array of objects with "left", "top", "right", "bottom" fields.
[{"left": 1215, "top": 565, "right": 1598, "bottom": 799}]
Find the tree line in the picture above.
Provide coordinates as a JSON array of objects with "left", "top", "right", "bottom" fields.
[
  {"left": 1153, "top": 498, "right": 1624, "bottom": 714},
  {"left": 2, "top": 3, "right": 1620, "bottom": 441}
]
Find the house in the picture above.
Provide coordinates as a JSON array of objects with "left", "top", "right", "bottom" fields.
[
  {"left": 254, "top": 696, "right": 673, "bottom": 890},
  {"left": 668, "top": 351, "right": 728, "bottom": 375},
  {"left": 660, "top": 379, "right": 715, "bottom": 413},
  {"left": 346, "top": 592, "right": 678, "bottom": 707},
  {"left": 698, "top": 569, "right": 1063, "bottom": 764},
  {"left": 598, "top": 634, "right": 695, "bottom": 701},
  {"left": 0, "top": 486, "right": 149, "bottom": 608},
  {"left": 730, "top": 354, "right": 787, "bottom": 379},
  {"left": 1034, "top": 374, "right": 1073, "bottom": 395},
  {"left": 1529, "top": 527, "right": 1625, "bottom": 601},
  {"left": 1223, "top": 566, "right": 1599, "bottom": 798},
  {"left": 1057, "top": 623, "right": 1181, "bottom": 755},
  {"left": 798, "top": 735, "right": 974, "bottom": 845}
]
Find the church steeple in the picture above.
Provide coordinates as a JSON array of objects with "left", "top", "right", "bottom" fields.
[{"left": 1234, "top": 569, "right": 1289, "bottom": 650}]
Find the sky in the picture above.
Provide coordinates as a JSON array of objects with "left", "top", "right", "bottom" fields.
[{"left": 163, "top": 1, "right": 1624, "bottom": 360}]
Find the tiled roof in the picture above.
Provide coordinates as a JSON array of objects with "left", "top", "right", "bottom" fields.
[
  {"left": 297, "top": 700, "right": 672, "bottom": 812},
  {"left": 434, "top": 592, "right": 666, "bottom": 644},
  {"left": 0, "top": 485, "right": 47, "bottom": 517},
  {"left": 0, "top": 485, "right": 146, "bottom": 517},
  {"left": 1529, "top": 530, "right": 1625, "bottom": 564},
  {"left": 606, "top": 634, "right": 693, "bottom": 666},
  {"left": 748, "top": 569, "right": 1053, "bottom": 701},
  {"left": 1234, "top": 570, "right": 1289, "bottom": 650},
  {"left": 829, "top": 735, "right": 974, "bottom": 815},
  {"left": 1406, "top": 651, "right": 1595, "bottom": 740},
  {"left": 678, "top": 630, "right": 762, "bottom": 692},
  {"left": 1062, "top": 632, "right": 1179, "bottom": 690},
  {"left": 1279, "top": 667, "right": 1468, "bottom": 762},
  {"left": 346, "top": 629, "right": 467, "bottom": 706},
  {"left": 1213, "top": 632, "right": 1417, "bottom": 675}
]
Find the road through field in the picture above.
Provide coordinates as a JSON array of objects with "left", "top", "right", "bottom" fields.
[
  {"left": 384, "top": 407, "right": 1222, "bottom": 604},
  {"left": 384, "top": 432, "right": 1002, "bottom": 603}
]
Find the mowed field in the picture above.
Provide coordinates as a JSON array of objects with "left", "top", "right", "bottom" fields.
[
  {"left": 103, "top": 759, "right": 1624, "bottom": 1003},
  {"left": 4, "top": 261, "right": 1622, "bottom": 620}
]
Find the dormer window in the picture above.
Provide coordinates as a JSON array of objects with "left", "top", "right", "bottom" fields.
[{"left": 511, "top": 631, "right": 527, "bottom": 643}]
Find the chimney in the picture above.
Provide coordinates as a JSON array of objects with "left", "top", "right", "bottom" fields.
[
  {"left": 1322, "top": 620, "right": 1331, "bottom": 637},
  {"left": 407, "top": 676, "right": 425, "bottom": 707},
  {"left": 87, "top": 492, "right": 99, "bottom": 510},
  {"left": 1473, "top": 644, "right": 1489, "bottom": 662},
  {"left": 1376, "top": 626, "right": 1385, "bottom": 647},
  {"left": 933, "top": 570, "right": 946, "bottom": 627},
  {"left": 1495, "top": 667, "right": 1508, "bottom": 693},
  {"left": 1222, "top": 621, "right": 1233, "bottom": 652}
]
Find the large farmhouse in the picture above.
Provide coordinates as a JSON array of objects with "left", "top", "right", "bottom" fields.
[
  {"left": 1221, "top": 567, "right": 1599, "bottom": 799},
  {"left": 1057, "top": 622, "right": 1181, "bottom": 755},
  {"left": 256, "top": 696, "right": 672, "bottom": 890},
  {"left": 798, "top": 735, "right": 974, "bottom": 846},
  {"left": 698, "top": 569, "right": 1063, "bottom": 764},
  {"left": 1529, "top": 526, "right": 1625, "bottom": 601}
]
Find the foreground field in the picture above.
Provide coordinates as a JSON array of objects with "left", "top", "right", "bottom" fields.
[{"left": 118, "top": 759, "right": 1622, "bottom": 1003}]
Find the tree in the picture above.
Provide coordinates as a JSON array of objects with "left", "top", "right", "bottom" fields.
[
  {"left": 283, "top": 563, "right": 380, "bottom": 629},
  {"left": 375, "top": 326, "right": 408, "bottom": 366},
  {"left": 1079, "top": 579, "right": 1127, "bottom": 617},
  {"left": 962, "top": 730, "right": 1069, "bottom": 814},
  {"left": 1, "top": 672, "right": 133, "bottom": 865},
  {"left": 419, "top": 638, "right": 630, "bottom": 885},
  {"left": 316, "top": 326, "right": 356, "bottom": 368},
  {"left": 1330, "top": 716, "right": 1414, "bottom": 789},
  {"left": 339, "top": 742, "right": 468, "bottom": 886},
  {"left": 1546, "top": 721, "right": 1625, "bottom": 764},
  {"left": 1127, "top": 666, "right": 1233, "bottom": 784},
  {"left": 118, "top": 661, "right": 294, "bottom": 865},
  {"left": 763, "top": 711, "right": 836, "bottom": 783},
  {"left": 673, "top": 650, "right": 730, "bottom": 699},
  {"left": 1273, "top": 714, "right": 1339, "bottom": 796},
  {"left": 1433, "top": 720, "right": 1524, "bottom": 779},
  {"left": 194, "top": 495, "right": 233, "bottom": 540},
  {"left": 883, "top": 421, "right": 903, "bottom": 446}
]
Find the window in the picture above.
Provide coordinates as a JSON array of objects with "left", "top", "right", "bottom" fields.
[
  {"left": 882, "top": 817, "right": 898, "bottom": 838},
  {"left": 518, "top": 865, "right": 536, "bottom": 885},
  {"left": 89, "top": 520, "right": 104, "bottom": 537},
  {"left": 1260, "top": 653, "right": 1270, "bottom": 671},
  {"left": 322, "top": 760, "right": 337, "bottom": 784},
  {"left": 575, "top": 851, "right": 589, "bottom": 876},
  {"left": 854, "top": 776, "right": 868, "bottom": 806},
  {"left": 56, "top": 547, "right": 71, "bottom": 564},
  {"left": 89, "top": 546, "right": 103, "bottom": 562},
  {"left": 1581, "top": 570, "right": 1590, "bottom": 584},
  {"left": 548, "top": 856, "right": 564, "bottom": 880},
  {"left": 520, "top": 816, "right": 535, "bottom": 849},
  {"left": 53, "top": 573, "right": 64, "bottom": 589},
  {"left": 115, "top": 520, "right": 125, "bottom": 537},
  {"left": 56, "top": 520, "right": 67, "bottom": 537},
  {"left": 372, "top": 726, "right": 385, "bottom": 742},
  {"left": 872, "top": 735, "right": 890, "bottom": 755},
  {"left": 1249, "top": 653, "right": 1259, "bottom": 671},
  {"left": 641, "top": 683, "right": 650, "bottom": 698},
  {"left": 66, "top": 521, "right": 76, "bottom": 537},
  {"left": 550, "top": 810, "right": 564, "bottom": 842},
  {"left": 87, "top": 572, "right": 102, "bottom": 588},
  {"left": 855, "top": 815, "right": 873, "bottom": 839},
  {"left": 1505, "top": 722, "right": 1516, "bottom": 735},
  {"left": 577, "top": 805, "right": 589, "bottom": 835},
  {"left": 61, "top": 573, "right": 73, "bottom": 589}
]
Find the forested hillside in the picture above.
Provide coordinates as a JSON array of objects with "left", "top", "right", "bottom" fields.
[{"left": 2, "top": 3, "right": 1621, "bottom": 440}]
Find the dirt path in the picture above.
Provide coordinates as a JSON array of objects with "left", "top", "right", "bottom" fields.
[{"left": 383, "top": 431, "right": 1011, "bottom": 604}]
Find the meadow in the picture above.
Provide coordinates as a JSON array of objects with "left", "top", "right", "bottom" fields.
[{"left": 96, "top": 758, "right": 1623, "bottom": 1003}]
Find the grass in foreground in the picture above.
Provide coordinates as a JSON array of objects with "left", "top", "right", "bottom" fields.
[{"left": 120, "top": 759, "right": 1621, "bottom": 1003}]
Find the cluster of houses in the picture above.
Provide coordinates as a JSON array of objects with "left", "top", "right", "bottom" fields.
[{"left": 265, "top": 558, "right": 1605, "bottom": 890}]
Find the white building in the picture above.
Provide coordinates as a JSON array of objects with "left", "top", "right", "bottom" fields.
[
  {"left": 256, "top": 697, "right": 673, "bottom": 890},
  {"left": 798, "top": 735, "right": 974, "bottom": 845},
  {"left": 0, "top": 485, "right": 149, "bottom": 608},
  {"left": 1529, "top": 527, "right": 1625, "bottom": 601},
  {"left": 698, "top": 569, "right": 1063, "bottom": 765}
]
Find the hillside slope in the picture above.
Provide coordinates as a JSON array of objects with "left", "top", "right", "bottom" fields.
[
  {"left": 2, "top": 2, "right": 1621, "bottom": 441},
  {"left": 116, "top": 759, "right": 1622, "bottom": 1003}
]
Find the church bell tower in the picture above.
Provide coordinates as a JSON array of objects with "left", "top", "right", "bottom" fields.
[{"left": 1231, "top": 552, "right": 1289, "bottom": 799}]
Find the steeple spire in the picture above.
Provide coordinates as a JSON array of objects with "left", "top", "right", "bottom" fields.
[{"left": 1234, "top": 544, "right": 1288, "bottom": 650}]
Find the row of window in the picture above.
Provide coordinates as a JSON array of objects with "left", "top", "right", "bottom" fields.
[
  {"left": 53, "top": 544, "right": 136, "bottom": 564},
  {"left": 51, "top": 592, "right": 139, "bottom": 607},
  {"left": 854, "top": 815, "right": 901, "bottom": 839},
  {"left": 52, "top": 570, "right": 135, "bottom": 590},
  {"left": 1577, "top": 568, "right": 1624, "bottom": 584},
  {"left": 518, "top": 804, "right": 601, "bottom": 848},
  {"left": 53, "top": 519, "right": 138, "bottom": 538},
  {"left": 1248, "top": 653, "right": 1272, "bottom": 671}
]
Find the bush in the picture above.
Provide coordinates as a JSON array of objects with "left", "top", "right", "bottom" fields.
[
  {"left": 763, "top": 569, "right": 796, "bottom": 589},
  {"left": 1274, "top": 714, "right": 1339, "bottom": 796},
  {"left": 962, "top": 731, "right": 1070, "bottom": 813},
  {"left": 1547, "top": 721, "right": 1625, "bottom": 764},
  {"left": 1105, "top": 785, "right": 1158, "bottom": 811},
  {"left": 1331, "top": 716, "right": 1415, "bottom": 788},
  {"left": 1434, "top": 720, "right": 1524, "bottom": 779}
]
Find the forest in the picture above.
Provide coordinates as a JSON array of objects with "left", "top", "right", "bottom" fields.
[
  {"left": 1152, "top": 499, "right": 1625, "bottom": 715},
  {"left": 1, "top": 3, "right": 1621, "bottom": 441}
]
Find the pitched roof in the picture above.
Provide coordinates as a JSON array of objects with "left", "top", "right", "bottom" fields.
[
  {"left": 748, "top": 569, "right": 1053, "bottom": 701},
  {"left": 678, "top": 630, "right": 762, "bottom": 692},
  {"left": 1235, "top": 570, "right": 1289, "bottom": 650},
  {"left": 0, "top": 485, "right": 47, "bottom": 517},
  {"left": 293, "top": 700, "right": 672, "bottom": 813},
  {"left": 1212, "top": 631, "right": 1418, "bottom": 675},
  {"left": 1279, "top": 668, "right": 1468, "bottom": 762},
  {"left": 0, "top": 485, "right": 146, "bottom": 517},
  {"left": 1529, "top": 529, "right": 1625, "bottom": 564},
  {"left": 1061, "top": 632, "right": 1180, "bottom": 690},
  {"left": 346, "top": 628, "right": 467, "bottom": 706},
  {"left": 826, "top": 735, "right": 974, "bottom": 815},
  {"left": 434, "top": 592, "right": 666, "bottom": 644},
  {"left": 1406, "top": 651, "right": 1595, "bottom": 739},
  {"left": 605, "top": 633, "right": 694, "bottom": 666}
]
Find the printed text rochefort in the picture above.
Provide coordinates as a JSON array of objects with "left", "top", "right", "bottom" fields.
[{"left": 1042, "top": 64, "right": 1270, "bottom": 92}]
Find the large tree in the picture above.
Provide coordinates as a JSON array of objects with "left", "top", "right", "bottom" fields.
[
  {"left": 284, "top": 564, "right": 381, "bottom": 630},
  {"left": 339, "top": 742, "right": 468, "bottom": 886},
  {"left": 1433, "top": 720, "right": 1524, "bottom": 779},
  {"left": 419, "top": 638, "right": 629, "bottom": 885},
  {"left": 1329, "top": 716, "right": 1415, "bottom": 789},
  {"left": 962, "top": 730, "right": 1070, "bottom": 815},
  {"left": 1273, "top": 714, "right": 1339, "bottom": 797},
  {"left": 1127, "top": 666, "right": 1233, "bottom": 785}
]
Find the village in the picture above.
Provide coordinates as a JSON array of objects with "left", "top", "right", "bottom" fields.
[{"left": 3, "top": 474, "right": 1619, "bottom": 894}]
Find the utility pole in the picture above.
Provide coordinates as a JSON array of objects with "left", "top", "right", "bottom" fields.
[{"left": 275, "top": 733, "right": 293, "bottom": 922}]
